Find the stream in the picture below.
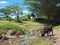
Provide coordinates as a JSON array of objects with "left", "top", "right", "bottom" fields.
[
  {"left": 0, "top": 30, "right": 40, "bottom": 45},
  {"left": 20, "top": 30, "right": 40, "bottom": 45}
]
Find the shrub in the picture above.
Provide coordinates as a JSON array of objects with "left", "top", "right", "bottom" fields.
[
  {"left": 35, "top": 17, "right": 48, "bottom": 23},
  {"left": 0, "top": 17, "right": 14, "bottom": 21},
  {"left": 7, "top": 17, "right": 14, "bottom": 21},
  {"left": 0, "top": 17, "right": 7, "bottom": 20},
  {"left": 20, "top": 16, "right": 29, "bottom": 21},
  {"left": 0, "top": 22, "right": 26, "bottom": 35}
]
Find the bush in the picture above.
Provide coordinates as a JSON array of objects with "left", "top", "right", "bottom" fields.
[
  {"left": 0, "top": 17, "right": 14, "bottom": 21},
  {"left": 35, "top": 17, "right": 48, "bottom": 23},
  {"left": 0, "top": 22, "right": 26, "bottom": 35},
  {"left": 0, "top": 17, "right": 7, "bottom": 20},
  {"left": 7, "top": 17, "right": 14, "bottom": 21},
  {"left": 20, "top": 16, "right": 29, "bottom": 21}
]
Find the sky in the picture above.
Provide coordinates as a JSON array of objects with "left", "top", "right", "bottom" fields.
[
  {"left": 0, "top": 0, "right": 23, "bottom": 8},
  {"left": 0, "top": 0, "right": 29, "bottom": 15}
]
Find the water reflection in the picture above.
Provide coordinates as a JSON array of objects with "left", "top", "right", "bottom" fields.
[
  {"left": 20, "top": 36, "right": 31, "bottom": 45},
  {"left": 20, "top": 30, "right": 39, "bottom": 45}
]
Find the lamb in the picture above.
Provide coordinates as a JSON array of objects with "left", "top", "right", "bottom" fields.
[{"left": 41, "top": 25, "right": 53, "bottom": 37}]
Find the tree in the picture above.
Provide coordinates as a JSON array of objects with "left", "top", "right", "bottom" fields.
[
  {"left": 24, "top": 0, "right": 41, "bottom": 17},
  {"left": 6, "top": 4, "right": 23, "bottom": 22},
  {"left": 0, "top": 8, "right": 12, "bottom": 18},
  {"left": 31, "top": 12, "right": 36, "bottom": 18},
  {"left": 24, "top": 0, "right": 60, "bottom": 24}
]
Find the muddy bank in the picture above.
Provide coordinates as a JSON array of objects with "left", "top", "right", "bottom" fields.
[
  {"left": 0, "top": 30, "right": 41, "bottom": 45},
  {"left": 0, "top": 29, "right": 54, "bottom": 45}
]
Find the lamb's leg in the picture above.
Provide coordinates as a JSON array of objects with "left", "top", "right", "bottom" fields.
[{"left": 47, "top": 31, "right": 50, "bottom": 36}]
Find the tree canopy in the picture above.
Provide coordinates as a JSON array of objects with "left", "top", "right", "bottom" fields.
[
  {"left": 6, "top": 4, "right": 23, "bottom": 22},
  {"left": 24, "top": 0, "right": 60, "bottom": 24},
  {"left": 0, "top": 8, "right": 12, "bottom": 18}
]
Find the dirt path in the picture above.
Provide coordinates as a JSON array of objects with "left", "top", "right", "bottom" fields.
[{"left": 52, "top": 29, "right": 60, "bottom": 45}]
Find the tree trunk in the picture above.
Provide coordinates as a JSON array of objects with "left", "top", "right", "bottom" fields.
[
  {"left": 16, "top": 14, "right": 22, "bottom": 22},
  {"left": 55, "top": 15, "right": 60, "bottom": 25},
  {"left": 16, "top": 15, "right": 20, "bottom": 22},
  {"left": 15, "top": 12, "right": 22, "bottom": 22},
  {"left": 5, "top": 13, "right": 9, "bottom": 21},
  {"left": 5, "top": 13, "right": 9, "bottom": 18},
  {"left": 47, "top": 15, "right": 50, "bottom": 24}
]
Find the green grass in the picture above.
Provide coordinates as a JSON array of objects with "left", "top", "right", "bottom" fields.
[
  {"left": 0, "top": 20, "right": 45, "bottom": 35},
  {"left": 0, "top": 20, "right": 26, "bottom": 35},
  {"left": 26, "top": 38, "right": 51, "bottom": 45},
  {"left": 20, "top": 21, "right": 45, "bottom": 31},
  {"left": 53, "top": 25, "right": 60, "bottom": 30},
  {"left": 0, "top": 17, "right": 14, "bottom": 21}
]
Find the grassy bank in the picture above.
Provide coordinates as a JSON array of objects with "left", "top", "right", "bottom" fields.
[
  {"left": 53, "top": 25, "right": 60, "bottom": 30},
  {"left": 0, "top": 20, "right": 45, "bottom": 35},
  {"left": 0, "top": 20, "right": 26, "bottom": 35},
  {"left": 20, "top": 21, "right": 45, "bottom": 31},
  {"left": 26, "top": 38, "right": 51, "bottom": 45}
]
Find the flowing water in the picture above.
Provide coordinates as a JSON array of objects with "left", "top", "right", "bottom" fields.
[{"left": 20, "top": 30, "right": 40, "bottom": 45}]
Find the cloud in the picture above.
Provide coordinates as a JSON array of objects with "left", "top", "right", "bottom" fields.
[
  {"left": 0, "top": 1, "right": 8, "bottom": 4},
  {"left": 23, "top": 10, "right": 29, "bottom": 14}
]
